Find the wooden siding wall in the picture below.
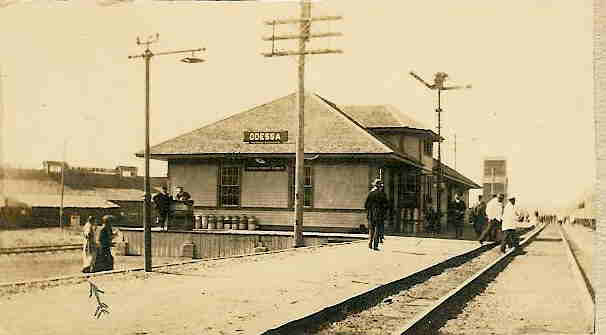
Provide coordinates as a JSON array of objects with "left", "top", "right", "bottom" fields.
[
  {"left": 403, "top": 135, "right": 420, "bottom": 159},
  {"left": 241, "top": 170, "right": 289, "bottom": 208},
  {"left": 313, "top": 164, "right": 369, "bottom": 209},
  {"left": 168, "top": 161, "right": 217, "bottom": 206},
  {"left": 121, "top": 230, "right": 351, "bottom": 258}
]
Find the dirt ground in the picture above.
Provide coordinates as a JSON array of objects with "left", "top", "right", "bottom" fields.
[
  {"left": 440, "top": 223, "right": 593, "bottom": 335},
  {"left": 561, "top": 223, "right": 594, "bottom": 289},
  {"left": 0, "top": 228, "right": 82, "bottom": 248},
  {"left": 0, "top": 236, "right": 478, "bottom": 335},
  {"left": 0, "top": 251, "right": 188, "bottom": 283}
]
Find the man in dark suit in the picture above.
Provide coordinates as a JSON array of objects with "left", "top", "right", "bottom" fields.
[
  {"left": 364, "top": 178, "right": 389, "bottom": 251},
  {"left": 152, "top": 186, "right": 172, "bottom": 230},
  {"left": 450, "top": 193, "right": 467, "bottom": 239}
]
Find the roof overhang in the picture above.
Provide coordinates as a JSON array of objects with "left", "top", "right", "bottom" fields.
[
  {"left": 138, "top": 152, "right": 426, "bottom": 169},
  {"left": 368, "top": 127, "right": 442, "bottom": 141}
]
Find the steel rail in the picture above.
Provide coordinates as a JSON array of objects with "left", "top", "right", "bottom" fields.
[
  {"left": 0, "top": 243, "right": 83, "bottom": 255},
  {"left": 261, "top": 225, "right": 540, "bottom": 335},
  {"left": 394, "top": 222, "right": 547, "bottom": 335},
  {"left": 559, "top": 225, "right": 595, "bottom": 333}
]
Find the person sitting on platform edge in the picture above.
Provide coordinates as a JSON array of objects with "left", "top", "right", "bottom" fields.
[
  {"left": 364, "top": 178, "right": 389, "bottom": 251},
  {"left": 153, "top": 186, "right": 172, "bottom": 231}
]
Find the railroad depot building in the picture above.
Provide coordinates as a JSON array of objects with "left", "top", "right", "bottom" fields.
[{"left": 141, "top": 92, "right": 480, "bottom": 233}]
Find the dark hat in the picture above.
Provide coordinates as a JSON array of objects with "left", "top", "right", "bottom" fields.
[{"left": 102, "top": 215, "right": 115, "bottom": 223}]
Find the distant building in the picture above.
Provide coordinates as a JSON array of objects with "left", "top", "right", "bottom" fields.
[
  {"left": 2, "top": 162, "right": 165, "bottom": 228},
  {"left": 482, "top": 157, "right": 508, "bottom": 199}
]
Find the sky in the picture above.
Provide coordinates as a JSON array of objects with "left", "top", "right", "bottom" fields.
[{"left": 0, "top": 0, "right": 596, "bottom": 210}]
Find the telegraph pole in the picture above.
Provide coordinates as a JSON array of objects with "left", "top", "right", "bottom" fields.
[
  {"left": 129, "top": 34, "right": 205, "bottom": 272},
  {"left": 59, "top": 140, "right": 67, "bottom": 230},
  {"left": 263, "top": 0, "right": 342, "bottom": 247}
]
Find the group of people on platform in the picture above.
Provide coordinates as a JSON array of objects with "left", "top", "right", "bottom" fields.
[
  {"left": 152, "top": 185, "right": 192, "bottom": 230},
  {"left": 364, "top": 176, "right": 534, "bottom": 253},
  {"left": 82, "top": 215, "right": 116, "bottom": 273}
]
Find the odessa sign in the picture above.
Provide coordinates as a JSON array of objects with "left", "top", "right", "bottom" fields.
[{"left": 243, "top": 131, "right": 288, "bottom": 144}]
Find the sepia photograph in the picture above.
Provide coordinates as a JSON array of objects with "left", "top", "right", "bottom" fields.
[{"left": 0, "top": 1, "right": 599, "bottom": 334}]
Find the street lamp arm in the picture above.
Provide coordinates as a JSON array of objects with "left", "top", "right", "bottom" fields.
[{"left": 152, "top": 48, "right": 205, "bottom": 57}]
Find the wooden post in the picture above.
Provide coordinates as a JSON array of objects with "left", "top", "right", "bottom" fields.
[
  {"left": 262, "top": 0, "right": 342, "bottom": 247},
  {"left": 293, "top": 0, "right": 310, "bottom": 247},
  {"left": 129, "top": 36, "right": 205, "bottom": 272}
]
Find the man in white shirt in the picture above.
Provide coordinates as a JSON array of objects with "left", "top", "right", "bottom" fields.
[
  {"left": 501, "top": 195, "right": 520, "bottom": 253},
  {"left": 479, "top": 193, "right": 504, "bottom": 244}
]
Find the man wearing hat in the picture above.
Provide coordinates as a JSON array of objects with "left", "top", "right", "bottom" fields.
[
  {"left": 175, "top": 186, "right": 192, "bottom": 203},
  {"left": 364, "top": 178, "right": 390, "bottom": 251},
  {"left": 152, "top": 186, "right": 172, "bottom": 230},
  {"left": 501, "top": 195, "right": 521, "bottom": 253},
  {"left": 479, "top": 193, "right": 504, "bottom": 244},
  {"left": 471, "top": 195, "right": 487, "bottom": 238},
  {"left": 450, "top": 192, "right": 467, "bottom": 239}
]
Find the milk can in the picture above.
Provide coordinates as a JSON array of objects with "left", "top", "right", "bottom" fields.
[
  {"left": 238, "top": 216, "right": 248, "bottom": 230},
  {"left": 201, "top": 215, "right": 209, "bottom": 229},
  {"left": 232, "top": 216, "right": 241, "bottom": 230},
  {"left": 247, "top": 216, "right": 257, "bottom": 230},
  {"left": 208, "top": 215, "right": 216, "bottom": 230},
  {"left": 241, "top": 215, "right": 248, "bottom": 229},
  {"left": 216, "top": 215, "right": 225, "bottom": 230},
  {"left": 224, "top": 216, "right": 232, "bottom": 230}
]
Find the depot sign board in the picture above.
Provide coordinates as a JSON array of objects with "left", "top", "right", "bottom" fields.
[{"left": 243, "top": 131, "right": 288, "bottom": 144}]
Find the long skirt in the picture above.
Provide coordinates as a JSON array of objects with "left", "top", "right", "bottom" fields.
[
  {"left": 94, "top": 248, "right": 114, "bottom": 272},
  {"left": 82, "top": 244, "right": 97, "bottom": 273}
]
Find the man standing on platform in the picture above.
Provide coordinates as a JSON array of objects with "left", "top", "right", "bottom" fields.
[
  {"left": 479, "top": 193, "right": 504, "bottom": 244},
  {"left": 364, "top": 178, "right": 389, "bottom": 251},
  {"left": 450, "top": 193, "right": 467, "bottom": 239},
  {"left": 472, "top": 195, "right": 487, "bottom": 238},
  {"left": 501, "top": 195, "right": 520, "bottom": 253},
  {"left": 152, "top": 186, "right": 172, "bottom": 231}
]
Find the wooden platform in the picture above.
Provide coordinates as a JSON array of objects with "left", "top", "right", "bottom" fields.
[{"left": 120, "top": 228, "right": 367, "bottom": 259}]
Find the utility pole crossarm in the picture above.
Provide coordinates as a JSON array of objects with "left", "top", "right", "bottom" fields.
[
  {"left": 409, "top": 71, "right": 433, "bottom": 89},
  {"left": 262, "top": 49, "right": 343, "bottom": 57},
  {"left": 264, "top": 15, "right": 342, "bottom": 25},
  {"left": 263, "top": 32, "right": 342, "bottom": 41}
]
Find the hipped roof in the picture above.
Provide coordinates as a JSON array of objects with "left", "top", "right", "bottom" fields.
[
  {"left": 141, "top": 92, "right": 417, "bottom": 162},
  {"left": 438, "top": 159, "right": 482, "bottom": 189},
  {"left": 3, "top": 194, "right": 118, "bottom": 209}
]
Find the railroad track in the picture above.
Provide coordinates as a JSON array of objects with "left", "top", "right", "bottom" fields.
[
  {"left": 261, "top": 225, "right": 543, "bottom": 335},
  {"left": 0, "top": 243, "right": 83, "bottom": 255}
]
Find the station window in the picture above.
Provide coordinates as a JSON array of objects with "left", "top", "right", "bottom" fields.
[
  {"left": 304, "top": 166, "right": 313, "bottom": 207},
  {"left": 291, "top": 166, "right": 313, "bottom": 208},
  {"left": 220, "top": 166, "right": 241, "bottom": 207},
  {"left": 424, "top": 141, "right": 433, "bottom": 156}
]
